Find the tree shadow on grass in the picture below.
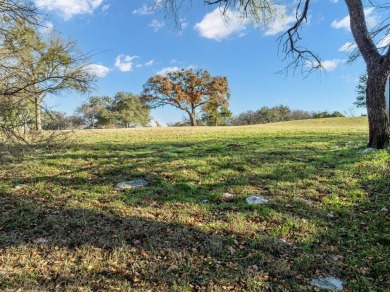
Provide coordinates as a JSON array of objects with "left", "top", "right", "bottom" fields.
[
  {"left": 1, "top": 176, "right": 388, "bottom": 290},
  {"left": 0, "top": 135, "right": 388, "bottom": 290},
  {"left": 1, "top": 190, "right": 345, "bottom": 291}
]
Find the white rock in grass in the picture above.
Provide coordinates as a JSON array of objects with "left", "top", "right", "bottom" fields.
[
  {"left": 310, "top": 276, "right": 343, "bottom": 291},
  {"left": 35, "top": 237, "right": 48, "bottom": 244},
  {"left": 360, "top": 147, "right": 376, "bottom": 154},
  {"left": 14, "top": 184, "right": 27, "bottom": 190},
  {"left": 246, "top": 196, "right": 268, "bottom": 205},
  {"left": 221, "top": 192, "right": 235, "bottom": 199},
  {"left": 114, "top": 179, "right": 148, "bottom": 191}
]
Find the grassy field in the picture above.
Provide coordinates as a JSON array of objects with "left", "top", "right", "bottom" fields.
[{"left": 0, "top": 117, "right": 389, "bottom": 291}]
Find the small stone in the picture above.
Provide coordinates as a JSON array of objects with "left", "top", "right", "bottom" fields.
[
  {"left": 221, "top": 192, "right": 235, "bottom": 199},
  {"left": 327, "top": 212, "right": 335, "bottom": 218},
  {"left": 114, "top": 179, "right": 149, "bottom": 191},
  {"left": 201, "top": 199, "right": 209, "bottom": 203},
  {"left": 246, "top": 195, "right": 268, "bottom": 205},
  {"left": 360, "top": 147, "right": 376, "bottom": 154},
  {"left": 35, "top": 237, "right": 48, "bottom": 244},
  {"left": 326, "top": 212, "right": 334, "bottom": 218},
  {"left": 310, "top": 276, "right": 343, "bottom": 291},
  {"left": 380, "top": 207, "right": 388, "bottom": 213},
  {"left": 14, "top": 184, "right": 27, "bottom": 190},
  {"left": 51, "top": 210, "right": 61, "bottom": 215}
]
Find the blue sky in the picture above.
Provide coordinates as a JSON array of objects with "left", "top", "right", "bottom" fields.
[{"left": 35, "top": 0, "right": 389, "bottom": 124}]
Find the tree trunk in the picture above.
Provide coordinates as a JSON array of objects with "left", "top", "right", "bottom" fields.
[
  {"left": 189, "top": 113, "right": 197, "bottom": 126},
  {"left": 34, "top": 94, "right": 42, "bottom": 131},
  {"left": 345, "top": 0, "right": 390, "bottom": 149},
  {"left": 188, "top": 106, "right": 197, "bottom": 126},
  {"left": 366, "top": 67, "right": 389, "bottom": 149}
]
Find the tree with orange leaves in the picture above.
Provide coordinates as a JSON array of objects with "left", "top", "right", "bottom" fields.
[{"left": 141, "top": 68, "right": 230, "bottom": 126}]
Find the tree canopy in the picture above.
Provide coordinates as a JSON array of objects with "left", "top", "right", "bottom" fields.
[
  {"left": 0, "top": 1, "right": 95, "bottom": 147},
  {"left": 2, "top": 20, "right": 95, "bottom": 131},
  {"left": 354, "top": 74, "right": 367, "bottom": 108},
  {"left": 141, "top": 68, "right": 230, "bottom": 126},
  {"left": 77, "top": 93, "right": 151, "bottom": 128}
]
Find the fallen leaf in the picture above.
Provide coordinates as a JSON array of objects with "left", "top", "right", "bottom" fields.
[{"left": 140, "top": 250, "right": 149, "bottom": 258}]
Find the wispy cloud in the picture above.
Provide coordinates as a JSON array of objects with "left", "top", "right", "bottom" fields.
[
  {"left": 176, "top": 19, "right": 189, "bottom": 35},
  {"left": 306, "top": 59, "right": 343, "bottom": 71},
  {"left": 156, "top": 65, "right": 194, "bottom": 75},
  {"left": 132, "top": 4, "right": 154, "bottom": 15},
  {"left": 194, "top": 8, "right": 246, "bottom": 41},
  {"left": 149, "top": 19, "right": 165, "bottom": 32},
  {"left": 156, "top": 66, "right": 180, "bottom": 75},
  {"left": 377, "top": 34, "right": 390, "bottom": 49},
  {"left": 145, "top": 60, "right": 154, "bottom": 67},
  {"left": 114, "top": 54, "right": 138, "bottom": 72},
  {"left": 85, "top": 64, "right": 110, "bottom": 77},
  {"left": 338, "top": 42, "right": 357, "bottom": 52},
  {"left": 34, "top": 0, "right": 104, "bottom": 20},
  {"left": 331, "top": 7, "right": 377, "bottom": 31},
  {"left": 101, "top": 4, "right": 110, "bottom": 12}
]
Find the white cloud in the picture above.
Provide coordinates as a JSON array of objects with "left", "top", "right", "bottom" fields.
[
  {"left": 145, "top": 60, "right": 154, "bottom": 66},
  {"left": 170, "top": 59, "right": 183, "bottom": 64},
  {"left": 157, "top": 65, "right": 194, "bottom": 75},
  {"left": 34, "top": 0, "right": 103, "bottom": 20},
  {"left": 264, "top": 5, "right": 296, "bottom": 36},
  {"left": 156, "top": 66, "right": 180, "bottom": 75},
  {"left": 322, "top": 59, "right": 343, "bottom": 71},
  {"left": 331, "top": 7, "right": 377, "bottom": 31},
  {"left": 331, "top": 15, "right": 349, "bottom": 30},
  {"left": 377, "top": 34, "right": 390, "bottom": 48},
  {"left": 149, "top": 19, "right": 165, "bottom": 32},
  {"left": 39, "top": 21, "right": 54, "bottom": 34},
  {"left": 305, "top": 59, "right": 343, "bottom": 71},
  {"left": 85, "top": 64, "right": 110, "bottom": 77},
  {"left": 132, "top": 4, "right": 154, "bottom": 15},
  {"left": 338, "top": 42, "right": 357, "bottom": 52},
  {"left": 114, "top": 55, "right": 138, "bottom": 72},
  {"left": 194, "top": 8, "right": 246, "bottom": 41},
  {"left": 330, "top": 0, "right": 338, "bottom": 3}
]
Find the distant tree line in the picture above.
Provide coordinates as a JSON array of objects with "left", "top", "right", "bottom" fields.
[
  {"left": 168, "top": 105, "right": 345, "bottom": 127},
  {"left": 228, "top": 106, "right": 344, "bottom": 126}
]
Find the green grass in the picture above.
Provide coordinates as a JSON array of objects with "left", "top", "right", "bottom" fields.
[{"left": 0, "top": 117, "right": 389, "bottom": 291}]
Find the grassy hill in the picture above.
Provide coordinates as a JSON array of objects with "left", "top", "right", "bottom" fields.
[{"left": 1, "top": 117, "right": 389, "bottom": 291}]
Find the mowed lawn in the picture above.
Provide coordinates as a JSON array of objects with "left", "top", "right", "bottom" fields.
[{"left": 0, "top": 117, "right": 389, "bottom": 291}]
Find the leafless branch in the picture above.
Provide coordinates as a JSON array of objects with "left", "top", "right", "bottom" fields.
[{"left": 276, "top": 0, "right": 324, "bottom": 76}]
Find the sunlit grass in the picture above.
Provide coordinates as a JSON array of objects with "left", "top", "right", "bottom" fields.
[{"left": 0, "top": 117, "right": 389, "bottom": 290}]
